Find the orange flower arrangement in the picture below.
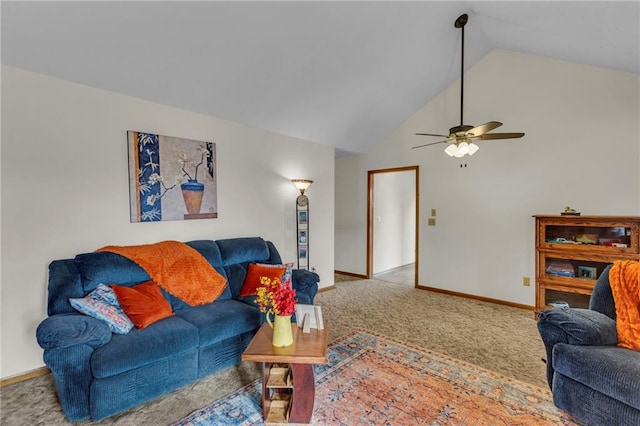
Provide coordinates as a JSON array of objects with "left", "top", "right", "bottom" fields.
[{"left": 255, "top": 276, "right": 297, "bottom": 316}]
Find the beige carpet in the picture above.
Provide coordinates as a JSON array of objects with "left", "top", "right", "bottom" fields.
[{"left": 0, "top": 277, "right": 547, "bottom": 425}]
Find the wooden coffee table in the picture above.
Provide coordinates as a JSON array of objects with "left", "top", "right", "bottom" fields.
[{"left": 242, "top": 322, "right": 328, "bottom": 425}]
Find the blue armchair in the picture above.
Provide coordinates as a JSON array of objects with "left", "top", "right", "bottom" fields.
[{"left": 537, "top": 264, "right": 640, "bottom": 425}]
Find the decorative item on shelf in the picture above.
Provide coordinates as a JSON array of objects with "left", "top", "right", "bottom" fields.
[
  {"left": 545, "top": 260, "right": 575, "bottom": 277},
  {"left": 292, "top": 179, "right": 313, "bottom": 270},
  {"left": 546, "top": 237, "right": 580, "bottom": 244},
  {"left": 269, "top": 314, "right": 293, "bottom": 348},
  {"left": 256, "top": 276, "right": 297, "bottom": 347},
  {"left": 561, "top": 206, "right": 580, "bottom": 216},
  {"left": 577, "top": 266, "right": 598, "bottom": 279},
  {"left": 549, "top": 301, "right": 570, "bottom": 309},
  {"left": 575, "top": 234, "right": 598, "bottom": 245},
  {"left": 295, "top": 303, "right": 324, "bottom": 333}
]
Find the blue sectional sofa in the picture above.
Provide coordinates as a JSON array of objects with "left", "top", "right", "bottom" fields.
[
  {"left": 36, "top": 237, "right": 319, "bottom": 422},
  {"left": 537, "top": 264, "right": 640, "bottom": 425}
]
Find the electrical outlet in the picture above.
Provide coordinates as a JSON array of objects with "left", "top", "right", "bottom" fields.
[
  {"left": 427, "top": 218, "right": 436, "bottom": 226},
  {"left": 523, "top": 276, "right": 531, "bottom": 286}
]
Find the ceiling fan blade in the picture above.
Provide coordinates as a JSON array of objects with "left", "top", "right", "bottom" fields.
[
  {"left": 412, "top": 140, "right": 449, "bottom": 149},
  {"left": 415, "top": 132, "right": 449, "bottom": 138},
  {"left": 476, "top": 132, "right": 525, "bottom": 140},
  {"left": 467, "top": 121, "right": 502, "bottom": 136}
]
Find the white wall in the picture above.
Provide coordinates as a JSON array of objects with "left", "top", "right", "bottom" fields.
[
  {"left": 373, "top": 170, "right": 415, "bottom": 274},
  {"left": 336, "top": 50, "right": 640, "bottom": 302},
  {"left": 0, "top": 66, "right": 335, "bottom": 379},
  {"left": 334, "top": 154, "right": 367, "bottom": 273}
]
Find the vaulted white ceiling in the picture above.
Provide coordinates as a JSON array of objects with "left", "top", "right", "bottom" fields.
[{"left": 2, "top": 1, "right": 638, "bottom": 156}]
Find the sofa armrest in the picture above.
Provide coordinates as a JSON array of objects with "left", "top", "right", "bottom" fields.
[
  {"left": 538, "top": 308, "right": 617, "bottom": 346},
  {"left": 36, "top": 313, "right": 112, "bottom": 421},
  {"left": 292, "top": 269, "right": 319, "bottom": 304},
  {"left": 36, "top": 313, "right": 112, "bottom": 350},
  {"left": 537, "top": 308, "right": 617, "bottom": 388}
]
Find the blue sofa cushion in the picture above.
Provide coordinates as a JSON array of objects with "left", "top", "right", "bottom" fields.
[
  {"left": 224, "top": 263, "right": 249, "bottom": 297},
  {"left": 216, "top": 237, "right": 269, "bottom": 266},
  {"left": 91, "top": 316, "right": 198, "bottom": 378},
  {"left": 185, "top": 240, "right": 223, "bottom": 267},
  {"left": 292, "top": 269, "right": 320, "bottom": 304},
  {"left": 75, "top": 252, "right": 150, "bottom": 293},
  {"left": 48, "top": 260, "right": 84, "bottom": 315},
  {"left": 265, "top": 241, "right": 283, "bottom": 264},
  {"left": 553, "top": 344, "right": 640, "bottom": 410},
  {"left": 176, "top": 299, "right": 262, "bottom": 346},
  {"left": 589, "top": 264, "right": 616, "bottom": 320}
]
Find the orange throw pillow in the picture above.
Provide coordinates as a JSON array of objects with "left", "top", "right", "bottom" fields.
[
  {"left": 111, "top": 281, "right": 173, "bottom": 329},
  {"left": 239, "top": 263, "right": 286, "bottom": 297}
]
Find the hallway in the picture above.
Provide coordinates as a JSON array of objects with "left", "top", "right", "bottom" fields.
[{"left": 373, "top": 263, "right": 414, "bottom": 286}]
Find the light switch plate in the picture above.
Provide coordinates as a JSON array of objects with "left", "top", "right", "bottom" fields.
[
  {"left": 431, "top": 209, "right": 436, "bottom": 217},
  {"left": 428, "top": 218, "right": 436, "bottom": 226}
]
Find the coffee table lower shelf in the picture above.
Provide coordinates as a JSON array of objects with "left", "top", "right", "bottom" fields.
[{"left": 262, "top": 362, "right": 316, "bottom": 424}]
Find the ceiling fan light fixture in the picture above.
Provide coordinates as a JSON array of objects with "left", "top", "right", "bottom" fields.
[
  {"left": 468, "top": 142, "right": 479, "bottom": 156},
  {"left": 458, "top": 141, "right": 470, "bottom": 155},
  {"left": 445, "top": 144, "right": 459, "bottom": 157}
]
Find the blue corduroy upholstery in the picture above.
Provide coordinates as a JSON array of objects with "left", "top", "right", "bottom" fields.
[
  {"left": 589, "top": 264, "right": 617, "bottom": 319},
  {"left": 47, "top": 260, "right": 84, "bottom": 315},
  {"left": 91, "top": 316, "right": 198, "bottom": 378},
  {"left": 75, "top": 252, "right": 150, "bottom": 293},
  {"left": 36, "top": 237, "right": 319, "bottom": 422},
  {"left": 216, "top": 237, "right": 270, "bottom": 265},
  {"left": 175, "top": 299, "right": 262, "bottom": 346},
  {"left": 537, "top": 265, "right": 640, "bottom": 425},
  {"left": 291, "top": 269, "right": 319, "bottom": 304},
  {"left": 37, "top": 313, "right": 112, "bottom": 350}
]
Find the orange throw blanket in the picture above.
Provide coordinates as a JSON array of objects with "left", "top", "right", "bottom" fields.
[
  {"left": 97, "top": 241, "right": 226, "bottom": 306},
  {"left": 609, "top": 260, "right": 640, "bottom": 351}
]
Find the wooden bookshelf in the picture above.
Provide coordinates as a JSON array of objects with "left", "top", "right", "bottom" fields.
[{"left": 533, "top": 215, "right": 640, "bottom": 318}]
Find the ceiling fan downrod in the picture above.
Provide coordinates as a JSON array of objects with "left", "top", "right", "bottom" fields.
[{"left": 455, "top": 13, "right": 468, "bottom": 127}]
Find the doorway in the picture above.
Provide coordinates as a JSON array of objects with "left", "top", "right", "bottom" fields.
[{"left": 367, "top": 166, "right": 419, "bottom": 287}]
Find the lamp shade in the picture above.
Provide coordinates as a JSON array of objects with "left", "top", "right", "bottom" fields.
[{"left": 291, "top": 179, "right": 313, "bottom": 195}]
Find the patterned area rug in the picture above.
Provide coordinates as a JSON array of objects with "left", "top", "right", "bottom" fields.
[{"left": 173, "top": 329, "right": 577, "bottom": 425}]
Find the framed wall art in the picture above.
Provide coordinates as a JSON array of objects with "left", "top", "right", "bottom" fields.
[{"left": 128, "top": 131, "right": 218, "bottom": 222}]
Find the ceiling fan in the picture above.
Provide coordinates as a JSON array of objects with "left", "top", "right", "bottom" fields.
[{"left": 413, "top": 13, "right": 524, "bottom": 157}]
